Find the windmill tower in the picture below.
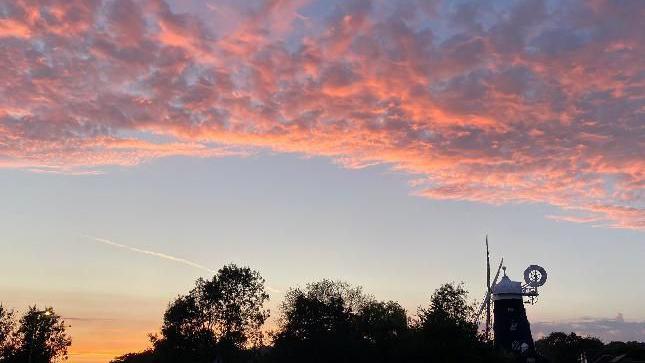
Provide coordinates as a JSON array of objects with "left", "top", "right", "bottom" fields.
[{"left": 477, "top": 237, "right": 548, "bottom": 361}]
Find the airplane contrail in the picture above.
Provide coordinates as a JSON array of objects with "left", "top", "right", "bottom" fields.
[
  {"left": 82, "top": 235, "right": 215, "bottom": 273},
  {"left": 81, "top": 235, "right": 282, "bottom": 294}
]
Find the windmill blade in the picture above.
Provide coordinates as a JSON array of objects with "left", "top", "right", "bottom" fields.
[
  {"left": 492, "top": 258, "right": 504, "bottom": 286},
  {"left": 476, "top": 293, "right": 490, "bottom": 321},
  {"left": 476, "top": 257, "right": 504, "bottom": 322},
  {"left": 485, "top": 236, "right": 491, "bottom": 340}
]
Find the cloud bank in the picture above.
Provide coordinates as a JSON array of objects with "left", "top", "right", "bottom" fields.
[
  {"left": 0, "top": 0, "right": 643, "bottom": 229},
  {"left": 533, "top": 314, "right": 645, "bottom": 342}
]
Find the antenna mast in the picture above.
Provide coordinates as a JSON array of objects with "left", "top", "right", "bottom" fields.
[{"left": 485, "top": 235, "right": 491, "bottom": 341}]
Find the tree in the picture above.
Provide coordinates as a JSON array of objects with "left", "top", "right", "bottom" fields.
[
  {"left": 535, "top": 332, "right": 604, "bottom": 363},
  {"left": 151, "top": 294, "right": 217, "bottom": 363},
  {"left": 355, "top": 300, "right": 409, "bottom": 362},
  {"left": 413, "top": 283, "right": 500, "bottom": 362},
  {"left": 417, "top": 283, "right": 476, "bottom": 328},
  {"left": 271, "top": 280, "right": 372, "bottom": 362},
  {"left": 9, "top": 306, "right": 71, "bottom": 363},
  {"left": 194, "top": 264, "right": 270, "bottom": 349},
  {"left": 271, "top": 280, "right": 409, "bottom": 363},
  {"left": 110, "top": 350, "right": 155, "bottom": 363},
  {"left": 150, "top": 264, "right": 270, "bottom": 362},
  {"left": 601, "top": 341, "right": 645, "bottom": 360},
  {"left": 0, "top": 305, "right": 16, "bottom": 361}
]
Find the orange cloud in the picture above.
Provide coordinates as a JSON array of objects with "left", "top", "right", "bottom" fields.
[
  {"left": 0, "top": 0, "right": 642, "bottom": 229},
  {"left": 0, "top": 18, "right": 31, "bottom": 38}
]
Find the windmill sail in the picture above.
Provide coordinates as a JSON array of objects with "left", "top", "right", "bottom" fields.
[
  {"left": 476, "top": 257, "right": 504, "bottom": 321},
  {"left": 486, "top": 236, "right": 491, "bottom": 340}
]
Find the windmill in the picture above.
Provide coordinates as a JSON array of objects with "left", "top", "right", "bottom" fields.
[{"left": 476, "top": 236, "right": 548, "bottom": 361}]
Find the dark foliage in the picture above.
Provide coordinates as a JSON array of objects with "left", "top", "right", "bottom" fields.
[
  {"left": 270, "top": 280, "right": 375, "bottom": 362},
  {"left": 0, "top": 305, "right": 71, "bottom": 363},
  {"left": 356, "top": 300, "right": 409, "bottom": 361},
  {"left": 111, "top": 265, "right": 643, "bottom": 363},
  {"left": 110, "top": 350, "right": 156, "bottom": 363},
  {"left": 602, "top": 340, "right": 645, "bottom": 357},
  {"left": 535, "top": 332, "right": 603, "bottom": 362},
  {"left": 270, "top": 280, "right": 503, "bottom": 363},
  {"left": 114, "top": 264, "right": 269, "bottom": 363},
  {"left": 535, "top": 333, "right": 645, "bottom": 363},
  {"left": 410, "top": 283, "right": 504, "bottom": 363},
  {"left": 0, "top": 305, "right": 16, "bottom": 361},
  {"left": 151, "top": 293, "right": 218, "bottom": 363}
]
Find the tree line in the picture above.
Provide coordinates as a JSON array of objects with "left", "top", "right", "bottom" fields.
[
  {"left": 107, "top": 264, "right": 645, "bottom": 363},
  {"left": 108, "top": 264, "right": 503, "bottom": 363},
  {"left": 2, "top": 264, "right": 643, "bottom": 363}
]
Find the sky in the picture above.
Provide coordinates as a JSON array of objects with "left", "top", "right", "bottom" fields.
[{"left": 0, "top": 0, "right": 643, "bottom": 361}]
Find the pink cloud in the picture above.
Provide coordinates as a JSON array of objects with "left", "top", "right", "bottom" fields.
[{"left": 0, "top": 0, "right": 642, "bottom": 229}]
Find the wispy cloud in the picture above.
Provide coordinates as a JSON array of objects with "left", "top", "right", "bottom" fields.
[
  {"left": 83, "top": 235, "right": 215, "bottom": 273},
  {"left": 82, "top": 235, "right": 282, "bottom": 294}
]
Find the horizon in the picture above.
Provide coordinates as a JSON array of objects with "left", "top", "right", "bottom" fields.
[{"left": 0, "top": 0, "right": 643, "bottom": 362}]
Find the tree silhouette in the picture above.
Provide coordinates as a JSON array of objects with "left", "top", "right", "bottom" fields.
[
  {"left": 355, "top": 300, "right": 408, "bottom": 362},
  {"left": 6, "top": 306, "right": 71, "bottom": 363},
  {"left": 412, "top": 283, "right": 501, "bottom": 362},
  {"left": 0, "top": 305, "right": 16, "bottom": 361},
  {"left": 125, "top": 264, "right": 269, "bottom": 363},
  {"left": 535, "top": 332, "right": 604, "bottom": 362},
  {"left": 151, "top": 293, "right": 217, "bottom": 363},
  {"left": 601, "top": 341, "right": 645, "bottom": 360},
  {"left": 271, "top": 280, "right": 363, "bottom": 362},
  {"left": 193, "top": 264, "right": 269, "bottom": 350},
  {"left": 110, "top": 351, "right": 155, "bottom": 363},
  {"left": 117, "top": 268, "right": 645, "bottom": 363},
  {"left": 271, "top": 280, "right": 411, "bottom": 363}
]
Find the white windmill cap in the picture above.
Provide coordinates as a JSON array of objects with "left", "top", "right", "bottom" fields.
[{"left": 493, "top": 274, "right": 523, "bottom": 299}]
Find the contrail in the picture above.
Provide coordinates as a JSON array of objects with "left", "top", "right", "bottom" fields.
[
  {"left": 81, "top": 235, "right": 282, "bottom": 294},
  {"left": 82, "top": 235, "right": 215, "bottom": 273}
]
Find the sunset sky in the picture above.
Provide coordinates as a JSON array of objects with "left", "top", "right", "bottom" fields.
[{"left": 0, "top": 0, "right": 643, "bottom": 361}]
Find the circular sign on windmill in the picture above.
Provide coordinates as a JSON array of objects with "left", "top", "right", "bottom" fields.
[{"left": 524, "top": 265, "right": 547, "bottom": 287}]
